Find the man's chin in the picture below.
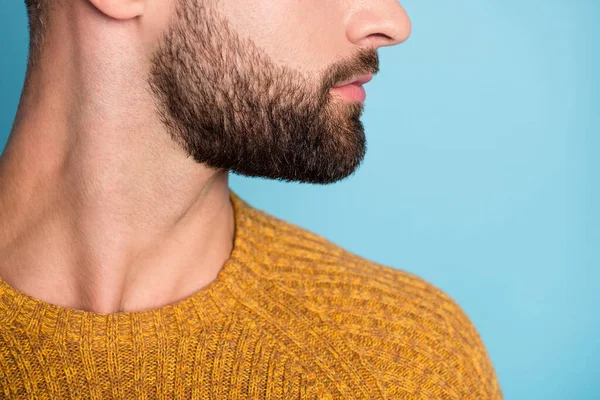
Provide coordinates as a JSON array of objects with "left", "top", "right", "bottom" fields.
[{"left": 228, "top": 147, "right": 365, "bottom": 185}]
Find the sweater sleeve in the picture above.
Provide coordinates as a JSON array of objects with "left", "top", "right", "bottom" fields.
[
  {"left": 426, "top": 287, "right": 504, "bottom": 399},
  {"left": 328, "top": 261, "right": 504, "bottom": 399}
]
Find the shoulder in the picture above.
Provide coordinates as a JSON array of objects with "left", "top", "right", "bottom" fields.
[{"left": 245, "top": 203, "right": 503, "bottom": 398}]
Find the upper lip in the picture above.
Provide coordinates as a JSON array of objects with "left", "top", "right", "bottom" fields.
[{"left": 333, "top": 73, "right": 374, "bottom": 88}]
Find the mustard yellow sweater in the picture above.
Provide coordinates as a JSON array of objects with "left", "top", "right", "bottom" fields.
[{"left": 0, "top": 190, "right": 502, "bottom": 399}]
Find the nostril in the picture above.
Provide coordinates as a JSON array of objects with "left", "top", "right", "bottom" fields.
[
  {"left": 366, "top": 33, "right": 396, "bottom": 48},
  {"left": 370, "top": 33, "right": 394, "bottom": 41}
]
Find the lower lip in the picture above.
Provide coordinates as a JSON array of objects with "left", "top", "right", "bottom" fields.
[{"left": 330, "top": 83, "right": 367, "bottom": 102}]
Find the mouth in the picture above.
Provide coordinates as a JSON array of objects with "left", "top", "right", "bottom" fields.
[
  {"left": 330, "top": 74, "right": 373, "bottom": 103},
  {"left": 332, "top": 73, "right": 374, "bottom": 88}
]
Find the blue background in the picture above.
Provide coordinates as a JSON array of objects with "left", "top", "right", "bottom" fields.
[{"left": 1, "top": 1, "right": 598, "bottom": 398}]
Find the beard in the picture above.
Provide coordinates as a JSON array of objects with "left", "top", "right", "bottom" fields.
[{"left": 147, "top": 0, "right": 379, "bottom": 184}]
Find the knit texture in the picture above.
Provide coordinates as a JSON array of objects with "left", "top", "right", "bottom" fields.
[{"left": 0, "top": 190, "right": 502, "bottom": 399}]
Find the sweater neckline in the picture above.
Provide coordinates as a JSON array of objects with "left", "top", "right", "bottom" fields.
[{"left": 0, "top": 189, "right": 253, "bottom": 338}]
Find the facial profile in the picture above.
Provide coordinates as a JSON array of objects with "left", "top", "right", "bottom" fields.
[{"left": 147, "top": 0, "right": 380, "bottom": 184}]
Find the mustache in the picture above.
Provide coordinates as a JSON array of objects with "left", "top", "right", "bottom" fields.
[{"left": 322, "top": 47, "right": 380, "bottom": 90}]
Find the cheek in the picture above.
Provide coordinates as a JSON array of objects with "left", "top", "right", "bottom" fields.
[
  {"left": 220, "top": 0, "right": 347, "bottom": 73},
  {"left": 141, "top": 1, "right": 177, "bottom": 51}
]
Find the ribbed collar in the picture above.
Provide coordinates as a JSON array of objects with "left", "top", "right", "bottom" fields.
[{"left": 0, "top": 189, "right": 256, "bottom": 339}]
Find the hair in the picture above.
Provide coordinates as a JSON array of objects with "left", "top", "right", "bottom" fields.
[{"left": 24, "top": 0, "right": 49, "bottom": 67}]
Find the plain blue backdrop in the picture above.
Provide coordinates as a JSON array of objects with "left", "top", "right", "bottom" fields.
[{"left": 1, "top": 1, "right": 598, "bottom": 399}]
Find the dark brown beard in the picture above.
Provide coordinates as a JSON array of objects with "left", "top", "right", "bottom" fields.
[{"left": 147, "top": 0, "right": 379, "bottom": 184}]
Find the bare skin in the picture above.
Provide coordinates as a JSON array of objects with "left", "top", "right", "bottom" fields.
[{"left": 0, "top": 0, "right": 410, "bottom": 314}]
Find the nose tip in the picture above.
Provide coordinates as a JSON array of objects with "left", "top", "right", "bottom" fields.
[{"left": 347, "top": 2, "right": 412, "bottom": 49}]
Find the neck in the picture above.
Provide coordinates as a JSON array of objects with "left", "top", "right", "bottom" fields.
[{"left": 0, "top": 34, "right": 234, "bottom": 314}]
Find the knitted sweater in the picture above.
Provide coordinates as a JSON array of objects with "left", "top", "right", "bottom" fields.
[{"left": 0, "top": 190, "right": 502, "bottom": 399}]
